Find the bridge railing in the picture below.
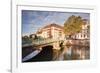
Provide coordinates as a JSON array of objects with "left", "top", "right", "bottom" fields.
[{"left": 32, "top": 38, "right": 62, "bottom": 45}]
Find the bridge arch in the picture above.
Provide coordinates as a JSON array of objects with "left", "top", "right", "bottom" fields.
[{"left": 42, "top": 45, "right": 53, "bottom": 58}]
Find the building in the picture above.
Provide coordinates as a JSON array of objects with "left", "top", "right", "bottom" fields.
[
  {"left": 71, "top": 19, "right": 90, "bottom": 40},
  {"left": 36, "top": 23, "right": 65, "bottom": 40}
]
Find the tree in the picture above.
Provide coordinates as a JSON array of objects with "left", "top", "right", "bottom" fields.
[
  {"left": 22, "top": 35, "right": 29, "bottom": 41},
  {"left": 64, "top": 15, "right": 84, "bottom": 36},
  {"left": 22, "top": 35, "right": 31, "bottom": 44}
]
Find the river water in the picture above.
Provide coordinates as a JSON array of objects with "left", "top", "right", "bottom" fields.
[
  {"left": 22, "top": 45, "right": 90, "bottom": 62},
  {"left": 53, "top": 45, "right": 90, "bottom": 60}
]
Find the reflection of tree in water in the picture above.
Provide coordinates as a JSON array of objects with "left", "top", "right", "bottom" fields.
[
  {"left": 55, "top": 45, "right": 90, "bottom": 60},
  {"left": 68, "top": 46, "right": 89, "bottom": 60}
]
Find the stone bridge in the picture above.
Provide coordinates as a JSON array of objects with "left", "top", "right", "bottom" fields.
[
  {"left": 22, "top": 38, "right": 64, "bottom": 50},
  {"left": 22, "top": 38, "right": 89, "bottom": 50}
]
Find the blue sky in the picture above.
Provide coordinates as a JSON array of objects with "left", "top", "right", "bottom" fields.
[{"left": 22, "top": 10, "right": 90, "bottom": 36}]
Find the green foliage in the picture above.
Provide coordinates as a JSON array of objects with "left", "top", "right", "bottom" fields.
[
  {"left": 64, "top": 15, "right": 84, "bottom": 35},
  {"left": 22, "top": 34, "right": 45, "bottom": 45},
  {"left": 22, "top": 36, "right": 32, "bottom": 44}
]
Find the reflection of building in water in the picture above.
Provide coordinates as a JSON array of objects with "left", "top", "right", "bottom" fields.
[
  {"left": 65, "top": 46, "right": 90, "bottom": 60},
  {"left": 56, "top": 46, "right": 90, "bottom": 60},
  {"left": 36, "top": 23, "right": 65, "bottom": 40},
  {"left": 71, "top": 19, "right": 90, "bottom": 40}
]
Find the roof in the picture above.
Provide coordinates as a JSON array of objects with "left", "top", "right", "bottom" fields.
[
  {"left": 42, "top": 23, "right": 63, "bottom": 29},
  {"left": 36, "top": 23, "right": 64, "bottom": 34},
  {"left": 83, "top": 19, "right": 89, "bottom": 25}
]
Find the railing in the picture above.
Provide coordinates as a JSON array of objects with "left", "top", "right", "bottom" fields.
[
  {"left": 22, "top": 43, "right": 33, "bottom": 47},
  {"left": 32, "top": 38, "right": 63, "bottom": 45}
]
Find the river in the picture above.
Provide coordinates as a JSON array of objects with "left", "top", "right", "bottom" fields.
[
  {"left": 53, "top": 45, "right": 90, "bottom": 60},
  {"left": 22, "top": 45, "right": 90, "bottom": 62}
]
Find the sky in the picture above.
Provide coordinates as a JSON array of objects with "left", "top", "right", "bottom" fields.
[{"left": 22, "top": 10, "right": 90, "bottom": 36}]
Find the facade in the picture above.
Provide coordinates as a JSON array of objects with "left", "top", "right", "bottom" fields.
[{"left": 36, "top": 23, "right": 65, "bottom": 40}]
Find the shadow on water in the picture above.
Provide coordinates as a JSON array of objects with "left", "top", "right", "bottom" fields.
[{"left": 23, "top": 45, "right": 53, "bottom": 62}]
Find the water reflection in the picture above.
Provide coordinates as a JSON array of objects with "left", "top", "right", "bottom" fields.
[
  {"left": 56, "top": 45, "right": 90, "bottom": 60},
  {"left": 22, "top": 45, "right": 90, "bottom": 62}
]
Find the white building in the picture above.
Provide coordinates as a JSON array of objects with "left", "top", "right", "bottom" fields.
[{"left": 71, "top": 19, "right": 90, "bottom": 40}]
